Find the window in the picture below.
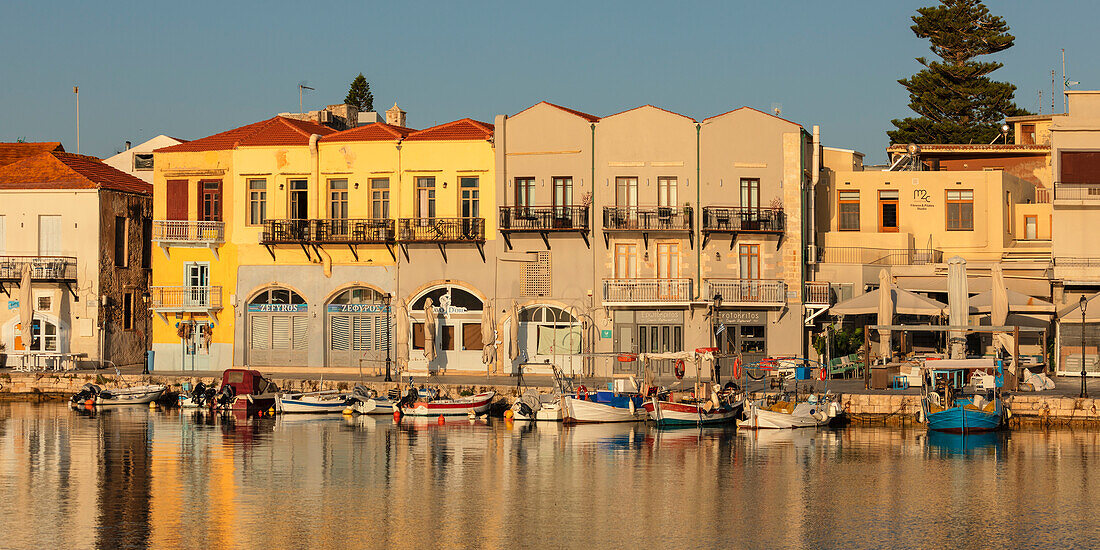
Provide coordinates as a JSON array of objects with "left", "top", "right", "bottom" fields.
[
  {"left": 838, "top": 190, "right": 860, "bottom": 231},
  {"left": 739, "top": 244, "right": 760, "bottom": 279},
  {"left": 289, "top": 180, "right": 308, "bottom": 220},
  {"left": 616, "top": 177, "right": 638, "bottom": 207},
  {"left": 553, "top": 177, "right": 573, "bottom": 215},
  {"left": 123, "top": 292, "right": 134, "bottom": 330},
  {"left": 946, "top": 189, "right": 974, "bottom": 231},
  {"left": 370, "top": 178, "right": 390, "bottom": 219},
  {"left": 460, "top": 177, "right": 479, "bottom": 218},
  {"left": 37, "top": 295, "right": 52, "bottom": 312},
  {"left": 133, "top": 153, "right": 154, "bottom": 171},
  {"left": 248, "top": 179, "right": 267, "bottom": 225},
  {"left": 658, "top": 177, "right": 677, "bottom": 207},
  {"left": 141, "top": 218, "right": 152, "bottom": 269},
  {"left": 516, "top": 177, "right": 535, "bottom": 209},
  {"left": 416, "top": 177, "right": 436, "bottom": 220},
  {"left": 1024, "top": 215, "right": 1038, "bottom": 240},
  {"left": 114, "top": 216, "right": 128, "bottom": 267},
  {"left": 740, "top": 178, "right": 760, "bottom": 209},
  {"left": 30, "top": 318, "right": 59, "bottom": 352},
  {"left": 1060, "top": 152, "right": 1100, "bottom": 184},
  {"left": 614, "top": 243, "right": 637, "bottom": 279},
  {"left": 329, "top": 179, "right": 349, "bottom": 220},
  {"left": 38, "top": 215, "right": 61, "bottom": 256},
  {"left": 878, "top": 190, "right": 899, "bottom": 232},
  {"left": 1020, "top": 124, "right": 1036, "bottom": 145},
  {"left": 200, "top": 180, "right": 222, "bottom": 222}
]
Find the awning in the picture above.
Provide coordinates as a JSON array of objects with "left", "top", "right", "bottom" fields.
[
  {"left": 1057, "top": 292, "right": 1100, "bottom": 323},
  {"left": 831, "top": 287, "right": 946, "bottom": 316},
  {"left": 896, "top": 276, "right": 1050, "bottom": 297},
  {"left": 970, "top": 289, "right": 1055, "bottom": 314}
]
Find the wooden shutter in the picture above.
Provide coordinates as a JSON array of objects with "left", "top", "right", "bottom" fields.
[
  {"left": 1061, "top": 152, "right": 1100, "bottom": 184},
  {"left": 331, "top": 316, "right": 350, "bottom": 351},
  {"left": 463, "top": 323, "right": 482, "bottom": 350},
  {"left": 292, "top": 316, "right": 308, "bottom": 350},
  {"left": 167, "top": 180, "right": 189, "bottom": 220}
]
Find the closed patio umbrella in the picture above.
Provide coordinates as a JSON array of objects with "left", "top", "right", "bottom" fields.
[
  {"left": 423, "top": 298, "right": 437, "bottom": 363},
  {"left": 481, "top": 300, "right": 495, "bottom": 372},
  {"left": 394, "top": 298, "right": 410, "bottom": 374},
  {"left": 990, "top": 263, "right": 1016, "bottom": 368},
  {"left": 508, "top": 300, "right": 520, "bottom": 363},
  {"left": 19, "top": 264, "right": 32, "bottom": 351},
  {"left": 947, "top": 256, "right": 969, "bottom": 359},
  {"left": 877, "top": 269, "right": 895, "bottom": 360}
]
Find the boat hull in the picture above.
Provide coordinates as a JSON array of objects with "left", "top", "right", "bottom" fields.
[
  {"left": 348, "top": 397, "right": 396, "bottom": 415},
  {"left": 562, "top": 396, "right": 644, "bottom": 424},
  {"left": 511, "top": 402, "right": 563, "bottom": 421},
  {"left": 737, "top": 402, "right": 832, "bottom": 429},
  {"left": 217, "top": 394, "right": 277, "bottom": 416},
  {"left": 277, "top": 394, "right": 350, "bottom": 414},
  {"left": 402, "top": 392, "right": 495, "bottom": 416},
  {"left": 643, "top": 400, "right": 742, "bottom": 426},
  {"left": 925, "top": 406, "right": 1002, "bottom": 433},
  {"left": 94, "top": 385, "right": 166, "bottom": 406}
]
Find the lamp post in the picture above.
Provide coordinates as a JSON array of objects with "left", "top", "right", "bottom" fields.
[
  {"left": 141, "top": 291, "right": 151, "bottom": 374},
  {"left": 1082, "top": 295, "right": 1088, "bottom": 398},
  {"left": 710, "top": 293, "right": 722, "bottom": 383},
  {"left": 384, "top": 293, "right": 393, "bottom": 382}
]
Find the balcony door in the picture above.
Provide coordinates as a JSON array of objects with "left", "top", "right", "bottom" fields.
[
  {"left": 553, "top": 177, "right": 573, "bottom": 220},
  {"left": 416, "top": 177, "right": 436, "bottom": 226},
  {"left": 615, "top": 243, "right": 637, "bottom": 279},
  {"left": 656, "top": 243, "right": 681, "bottom": 299},
  {"left": 738, "top": 244, "right": 760, "bottom": 300},
  {"left": 185, "top": 262, "right": 210, "bottom": 307},
  {"left": 199, "top": 180, "right": 222, "bottom": 222},
  {"left": 740, "top": 178, "right": 761, "bottom": 229},
  {"left": 38, "top": 215, "right": 62, "bottom": 256}
]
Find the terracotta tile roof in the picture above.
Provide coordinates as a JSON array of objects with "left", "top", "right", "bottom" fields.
[
  {"left": 702, "top": 106, "right": 803, "bottom": 129},
  {"left": 513, "top": 101, "right": 600, "bottom": 122},
  {"left": 603, "top": 104, "right": 697, "bottom": 122},
  {"left": 321, "top": 122, "right": 416, "bottom": 143},
  {"left": 404, "top": 118, "right": 494, "bottom": 141},
  {"left": 885, "top": 143, "right": 1050, "bottom": 153},
  {"left": 156, "top": 116, "right": 337, "bottom": 153},
  {"left": 0, "top": 151, "right": 152, "bottom": 195},
  {"left": 0, "top": 142, "right": 64, "bottom": 167}
]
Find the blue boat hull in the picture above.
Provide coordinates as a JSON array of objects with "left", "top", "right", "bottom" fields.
[{"left": 926, "top": 406, "right": 1002, "bottom": 433}]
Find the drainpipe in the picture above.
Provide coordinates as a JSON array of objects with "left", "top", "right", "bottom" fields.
[
  {"left": 590, "top": 122, "right": 597, "bottom": 378},
  {"left": 810, "top": 125, "right": 820, "bottom": 271},
  {"left": 310, "top": 134, "right": 321, "bottom": 221},
  {"left": 696, "top": 123, "right": 701, "bottom": 300}
]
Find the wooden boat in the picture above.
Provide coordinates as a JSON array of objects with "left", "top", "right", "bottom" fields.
[
  {"left": 738, "top": 395, "right": 841, "bottom": 429},
  {"left": 644, "top": 383, "right": 745, "bottom": 427},
  {"left": 562, "top": 389, "right": 645, "bottom": 424},
  {"left": 400, "top": 389, "right": 495, "bottom": 417},
  {"left": 920, "top": 359, "right": 1005, "bottom": 433},
  {"left": 344, "top": 386, "right": 397, "bottom": 415},
  {"left": 70, "top": 383, "right": 166, "bottom": 407},
  {"left": 277, "top": 389, "right": 351, "bottom": 414},
  {"left": 510, "top": 389, "right": 563, "bottom": 421},
  {"left": 212, "top": 369, "right": 279, "bottom": 416}
]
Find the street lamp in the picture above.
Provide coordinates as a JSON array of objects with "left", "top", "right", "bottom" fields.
[
  {"left": 141, "top": 291, "right": 151, "bottom": 374},
  {"left": 1082, "top": 295, "right": 1088, "bottom": 398},
  {"left": 384, "top": 293, "right": 393, "bottom": 382}
]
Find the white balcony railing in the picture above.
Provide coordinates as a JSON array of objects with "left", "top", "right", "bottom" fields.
[
  {"left": 152, "top": 220, "right": 225, "bottom": 244},
  {"left": 150, "top": 286, "right": 222, "bottom": 311},
  {"left": 704, "top": 279, "right": 786, "bottom": 304},
  {"left": 603, "top": 278, "right": 693, "bottom": 303}
]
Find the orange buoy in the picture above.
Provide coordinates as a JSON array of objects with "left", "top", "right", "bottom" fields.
[
  {"left": 393, "top": 409, "right": 402, "bottom": 422},
  {"left": 85, "top": 399, "right": 95, "bottom": 407},
  {"left": 437, "top": 414, "right": 446, "bottom": 425}
]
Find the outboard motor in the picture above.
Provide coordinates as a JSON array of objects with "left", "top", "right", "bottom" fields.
[
  {"left": 397, "top": 387, "right": 418, "bottom": 410},
  {"left": 215, "top": 384, "right": 236, "bottom": 410},
  {"left": 71, "top": 383, "right": 101, "bottom": 405},
  {"left": 188, "top": 382, "right": 208, "bottom": 406},
  {"left": 347, "top": 385, "right": 373, "bottom": 406}
]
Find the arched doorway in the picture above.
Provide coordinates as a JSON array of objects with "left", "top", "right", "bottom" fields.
[
  {"left": 3, "top": 313, "right": 67, "bottom": 353},
  {"left": 247, "top": 287, "right": 308, "bottom": 367},
  {"left": 409, "top": 285, "right": 484, "bottom": 373},
  {"left": 326, "top": 287, "right": 389, "bottom": 368},
  {"left": 516, "top": 305, "right": 582, "bottom": 375}
]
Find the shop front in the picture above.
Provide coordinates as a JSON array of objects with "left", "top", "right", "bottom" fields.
[
  {"left": 612, "top": 309, "right": 685, "bottom": 377},
  {"left": 409, "top": 284, "right": 485, "bottom": 374},
  {"left": 246, "top": 288, "right": 308, "bottom": 367},
  {"left": 715, "top": 309, "right": 768, "bottom": 373},
  {"left": 514, "top": 305, "right": 583, "bottom": 375},
  {"left": 326, "top": 287, "right": 390, "bottom": 369}
]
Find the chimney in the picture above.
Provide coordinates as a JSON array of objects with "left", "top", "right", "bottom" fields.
[
  {"left": 386, "top": 103, "right": 407, "bottom": 127},
  {"left": 125, "top": 141, "right": 131, "bottom": 150}
]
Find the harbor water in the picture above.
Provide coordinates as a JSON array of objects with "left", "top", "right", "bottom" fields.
[{"left": 2, "top": 402, "right": 1100, "bottom": 548}]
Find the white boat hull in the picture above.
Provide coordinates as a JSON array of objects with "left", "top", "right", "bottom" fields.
[
  {"left": 512, "top": 401, "right": 563, "bottom": 421},
  {"left": 562, "top": 396, "right": 644, "bottom": 424},
  {"left": 277, "top": 393, "right": 350, "bottom": 414},
  {"left": 737, "top": 401, "right": 837, "bottom": 429},
  {"left": 94, "top": 385, "right": 166, "bottom": 406},
  {"left": 348, "top": 397, "right": 396, "bottom": 415}
]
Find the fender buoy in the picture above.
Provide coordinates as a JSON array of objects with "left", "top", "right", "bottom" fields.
[
  {"left": 437, "top": 415, "right": 446, "bottom": 425},
  {"left": 732, "top": 358, "right": 743, "bottom": 380},
  {"left": 819, "top": 365, "right": 828, "bottom": 381},
  {"left": 576, "top": 385, "right": 588, "bottom": 400},
  {"left": 617, "top": 354, "right": 636, "bottom": 363},
  {"left": 393, "top": 409, "right": 402, "bottom": 422},
  {"left": 674, "top": 359, "right": 686, "bottom": 380}
]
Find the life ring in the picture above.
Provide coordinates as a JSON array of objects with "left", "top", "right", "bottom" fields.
[
  {"left": 732, "top": 357, "right": 743, "bottom": 380},
  {"left": 576, "top": 385, "right": 588, "bottom": 401},
  {"left": 674, "top": 359, "right": 686, "bottom": 380},
  {"left": 819, "top": 364, "right": 828, "bottom": 381},
  {"left": 617, "top": 354, "right": 636, "bottom": 363}
]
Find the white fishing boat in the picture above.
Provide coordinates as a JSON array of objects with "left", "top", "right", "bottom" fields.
[
  {"left": 343, "top": 386, "right": 397, "bottom": 415},
  {"left": 561, "top": 390, "right": 645, "bottom": 424},
  {"left": 70, "top": 383, "right": 166, "bottom": 407},
  {"left": 401, "top": 389, "right": 495, "bottom": 417},
  {"left": 737, "top": 395, "right": 841, "bottom": 429},
  {"left": 277, "top": 389, "right": 352, "bottom": 414},
  {"left": 510, "top": 389, "right": 563, "bottom": 421}
]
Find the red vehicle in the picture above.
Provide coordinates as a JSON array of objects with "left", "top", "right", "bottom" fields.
[{"left": 213, "top": 369, "right": 279, "bottom": 416}]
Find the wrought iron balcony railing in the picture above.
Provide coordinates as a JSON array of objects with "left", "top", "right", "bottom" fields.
[
  {"left": 397, "top": 218, "right": 485, "bottom": 242},
  {"left": 603, "top": 278, "right": 693, "bottom": 303},
  {"left": 261, "top": 219, "right": 395, "bottom": 245},
  {"left": 499, "top": 206, "right": 590, "bottom": 232},
  {"left": 149, "top": 286, "right": 222, "bottom": 311},
  {"left": 701, "top": 207, "right": 785, "bottom": 233},
  {"left": 603, "top": 206, "right": 693, "bottom": 232},
  {"left": 0, "top": 256, "right": 78, "bottom": 282},
  {"left": 703, "top": 278, "right": 786, "bottom": 304}
]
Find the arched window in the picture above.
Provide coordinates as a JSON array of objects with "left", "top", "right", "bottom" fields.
[
  {"left": 330, "top": 287, "right": 384, "bottom": 305},
  {"left": 518, "top": 305, "right": 581, "bottom": 356},
  {"left": 518, "top": 305, "right": 576, "bottom": 323},
  {"left": 411, "top": 286, "right": 482, "bottom": 312},
  {"left": 250, "top": 288, "right": 305, "bottom": 306}
]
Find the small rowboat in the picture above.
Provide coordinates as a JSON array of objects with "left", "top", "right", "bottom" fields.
[
  {"left": 71, "top": 383, "right": 166, "bottom": 407},
  {"left": 277, "top": 390, "right": 351, "bottom": 414},
  {"left": 401, "top": 391, "right": 495, "bottom": 417},
  {"left": 737, "top": 397, "right": 841, "bottom": 429},
  {"left": 344, "top": 386, "right": 397, "bottom": 415}
]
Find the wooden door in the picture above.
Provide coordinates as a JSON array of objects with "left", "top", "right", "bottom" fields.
[
  {"left": 199, "top": 180, "right": 222, "bottom": 222},
  {"left": 166, "top": 180, "right": 189, "bottom": 220}
]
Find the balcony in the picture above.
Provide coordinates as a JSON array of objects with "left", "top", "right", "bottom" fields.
[
  {"left": 603, "top": 278, "right": 693, "bottom": 305},
  {"left": 260, "top": 219, "right": 396, "bottom": 261},
  {"left": 701, "top": 207, "right": 785, "bottom": 248},
  {"left": 498, "top": 206, "right": 590, "bottom": 250},
  {"left": 150, "top": 285, "right": 222, "bottom": 322},
  {"left": 803, "top": 281, "right": 833, "bottom": 306},
  {"left": 1054, "top": 257, "right": 1100, "bottom": 284},
  {"left": 397, "top": 218, "right": 485, "bottom": 262},
  {"left": 703, "top": 278, "right": 786, "bottom": 306},
  {"left": 0, "top": 256, "right": 79, "bottom": 299},
  {"left": 152, "top": 220, "right": 225, "bottom": 258},
  {"left": 816, "top": 246, "right": 943, "bottom": 266},
  {"left": 602, "top": 206, "right": 693, "bottom": 248},
  {"left": 1054, "top": 183, "right": 1100, "bottom": 202}
]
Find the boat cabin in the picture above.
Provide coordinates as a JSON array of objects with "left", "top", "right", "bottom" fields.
[{"left": 220, "top": 369, "right": 277, "bottom": 396}]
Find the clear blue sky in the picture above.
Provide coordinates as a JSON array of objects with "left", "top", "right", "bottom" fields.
[{"left": 0, "top": 0, "right": 1091, "bottom": 163}]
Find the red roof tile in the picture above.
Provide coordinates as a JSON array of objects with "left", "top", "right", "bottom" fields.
[
  {"left": 404, "top": 118, "right": 494, "bottom": 141},
  {"left": 321, "top": 122, "right": 416, "bottom": 143},
  {"left": 0, "top": 142, "right": 65, "bottom": 167},
  {"left": 156, "top": 116, "right": 337, "bottom": 153},
  {"left": 513, "top": 101, "right": 600, "bottom": 122},
  {"left": 603, "top": 104, "right": 697, "bottom": 122},
  {"left": 0, "top": 151, "right": 152, "bottom": 195}
]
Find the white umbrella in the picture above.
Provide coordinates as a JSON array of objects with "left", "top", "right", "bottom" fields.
[
  {"left": 508, "top": 300, "right": 520, "bottom": 362},
  {"left": 394, "top": 298, "right": 409, "bottom": 373},
  {"left": 481, "top": 301, "right": 495, "bottom": 372},
  {"left": 877, "top": 268, "right": 894, "bottom": 359},
  {"left": 19, "top": 264, "right": 32, "bottom": 351},
  {"left": 831, "top": 287, "right": 946, "bottom": 316},
  {"left": 947, "top": 256, "right": 969, "bottom": 359},
  {"left": 423, "top": 298, "right": 437, "bottom": 363},
  {"left": 990, "top": 263, "right": 1016, "bottom": 369}
]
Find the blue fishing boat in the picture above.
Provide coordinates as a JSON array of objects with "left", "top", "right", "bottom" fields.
[{"left": 920, "top": 359, "right": 1006, "bottom": 434}]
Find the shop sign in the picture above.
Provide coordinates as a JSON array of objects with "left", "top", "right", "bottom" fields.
[
  {"left": 600, "top": 329, "right": 613, "bottom": 339},
  {"left": 7, "top": 300, "right": 17, "bottom": 310},
  {"left": 327, "top": 304, "right": 390, "bottom": 313},
  {"left": 433, "top": 306, "right": 470, "bottom": 314},
  {"left": 717, "top": 310, "right": 765, "bottom": 324},
  {"left": 248, "top": 303, "right": 307, "bottom": 313},
  {"left": 635, "top": 310, "right": 684, "bottom": 324}
]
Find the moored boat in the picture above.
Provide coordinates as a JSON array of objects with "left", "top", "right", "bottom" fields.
[
  {"left": 211, "top": 369, "right": 279, "bottom": 416},
  {"left": 920, "top": 359, "right": 1005, "bottom": 433},
  {"left": 562, "top": 389, "right": 645, "bottom": 424},
  {"left": 400, "top": 388, "right": 495, "bottom": 417},
  {"left": 738, "top": 394, "right": 841, "bottom": 429},
  {"left": 277, "top": 389, "right": 352, "bottom": 414},
  {"left": 70, "top": 383, "right": 167, "bottom": 407},
  {"left": 344, "top": 386, "right": 397, "bottom": 415},
  {"left": 510, "top": 389, "right": 563, "bottom": 421},
  {"left": 644, "top": 383, "right": 745, "bottom": 427}
]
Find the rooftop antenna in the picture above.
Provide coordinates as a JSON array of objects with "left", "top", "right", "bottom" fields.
[
  {"left": 1038, "top": 89, "right": 1042, "bottom": 115},
  {"left": 298, "top": 81, "right": 314, "bottom": 113},
  {"left": 1052, "top": 70, "right": 1057, "bottom": 114},
  {"left": 73, "top": 85, "right": 80, "bottom": 154}
]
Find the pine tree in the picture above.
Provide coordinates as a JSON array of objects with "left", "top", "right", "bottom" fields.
[
  {"left": 888, "top": 0, "right": 1030, "bottom": 144},
  {"left": 344, "top": 73, "right": 374, "bottom": 113}
]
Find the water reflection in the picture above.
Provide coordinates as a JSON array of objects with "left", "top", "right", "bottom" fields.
[{"left": 3, "top": 402, "right": 1100, "bottom": 548}]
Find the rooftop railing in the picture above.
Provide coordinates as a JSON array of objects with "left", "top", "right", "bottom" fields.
[{"left": 817, "top": 246, "right": 943, "bottom": 266}]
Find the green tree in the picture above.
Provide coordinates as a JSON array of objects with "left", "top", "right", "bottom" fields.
[
  {"left": 888, "top": 0, "right": 1030, "bottom": 145},
  {"left": 344, "top": 73, "right": 374, "bottom": 112}
]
